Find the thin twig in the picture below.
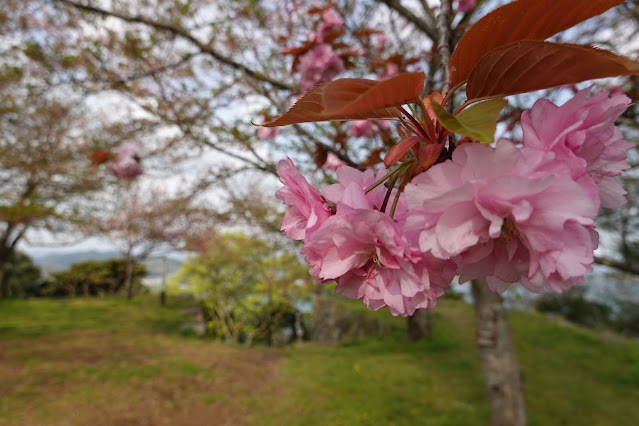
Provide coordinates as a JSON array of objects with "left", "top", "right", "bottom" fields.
[
  {"left": 376, "top": 0, "right": 439, "bottom": 41},
  {"left": 55, "top": 0, "right": 292, "bottom": 91}
]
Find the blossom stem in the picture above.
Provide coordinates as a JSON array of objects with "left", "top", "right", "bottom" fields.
[
  {"left": 399, "top": 106, "right": 428, "bottom": 139},
  {"left": 389, "top": 185, "right": 403, "bottom": 219},
  {"left": 364, "top": 161, "right": 411, "bottom": 194},
  {"left": 380, "top": 169, "right": 402, "bottom": 213}
]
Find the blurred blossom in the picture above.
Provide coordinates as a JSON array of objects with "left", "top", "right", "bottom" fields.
[
  {"left": 299, "top": 44, "right": 345, "bottom": 91},
  {"left": 107, "top": 144, "right": 143, "bottom": 180},
  {"left": 321, "top": 153, "right": 345, "bottom": 170},
  {"left": 258, "top": 126, "right": 279, "bottom": 139},
  {"left": 457, "top": 0, "right": 477, "bottom": 13}
]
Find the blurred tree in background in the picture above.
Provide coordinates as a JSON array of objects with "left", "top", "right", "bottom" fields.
[{"left": 171, "top": 232, "right": 314, "bottom": 346}]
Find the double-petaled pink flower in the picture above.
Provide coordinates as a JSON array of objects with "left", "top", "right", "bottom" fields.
[
  {"left": 302, "top": 207, "right": 455, "bottom": 316},
  {"left": 275, "top": 157, "right": 331, "bottom": 241},
  {"left": 522, "top": 87, "right": 633, "bottom": 208},
  {"left": 405, "top": 139, "right": 599, "bottom": 294}
]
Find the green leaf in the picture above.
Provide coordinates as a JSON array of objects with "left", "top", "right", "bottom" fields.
[{"left": 429, "top": 99, "right": 508, "bottom": 144}]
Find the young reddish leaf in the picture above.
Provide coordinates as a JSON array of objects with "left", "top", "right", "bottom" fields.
[
  {"left": 466, "top": 41, "right": 639, "bottom": 100},
  {"left": 430, "top": 98, "right": 507, "bottom": 144},
  {"left": 384, "top": 136, "right": 421, "bottom": 168},
  {"left": 422, "top": 92, "right": 443, "bottom": 123},
  {"left": 263, "top": 73, "right": 425, "bottom": 127},
  {"left": 449, "top": 0, "right": 625, "bottom": 88},
  {"left": 89, "top": 150, "right": 112, "bottom": 166},
  {"left": 416, "top": 142, "right": 444, "bottom": 170}
]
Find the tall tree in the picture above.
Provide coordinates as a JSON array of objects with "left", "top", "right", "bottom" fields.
[
  {"left": 0, "top": 54, "right": 107, "bottom": 297},
  {"left": 87, "top": 181, "right": 212, "bottom": 298}
]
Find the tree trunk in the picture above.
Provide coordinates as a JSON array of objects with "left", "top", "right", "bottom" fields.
[
  {"left": 160, "top": 257, "right": 167, "bottom": 307},
  {"left": 471, "top": 278, "right": 527, "bottom": 426},
  {"left": 0, "top": 263, "right": 8, "bottom": 299},
  {"left": 294, "top": 311, "right": 304, "bottom": 343},
  {"left": 124, "top": 257, "right": 135, "bottom": 299},
  {"left": 407, "top": 309, "right": 431, "bottom": 341}
]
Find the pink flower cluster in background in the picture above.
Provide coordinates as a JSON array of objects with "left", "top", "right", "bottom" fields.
[
  {"left": 298, "top": 44, "right": 345, "bottom": 91},
  {"left": 295, "top": 8, "right": 347, "bottom": 91},
  {"left": 349, "top": 120, "right": 391, "bottom": 138},
  {"left": 107, "top": 143, "right": 143, "bottom": 179},
  {"left": 457, "top": 0, "right": 477, "bottom": 14},
  {"left": 276, "top": 88, "right": 633, "bottom": 316}
]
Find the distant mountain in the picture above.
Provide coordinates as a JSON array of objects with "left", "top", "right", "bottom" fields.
[
  {"left": 31, "top": 250, "right": 185, "bottom": 277},
  {"left": 32, "top": 250, "right": 122, "bottom": 274}
]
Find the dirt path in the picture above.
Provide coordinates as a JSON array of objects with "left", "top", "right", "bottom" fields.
[{"left": 0, "top": 331, "right": 285, "bottom": 425}]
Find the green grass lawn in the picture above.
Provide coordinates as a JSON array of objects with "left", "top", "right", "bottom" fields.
[{"left": 1, "top": 295, "right": 638, "bottom": 425}]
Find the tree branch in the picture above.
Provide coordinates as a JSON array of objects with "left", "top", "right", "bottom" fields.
[
  {"left": 437, "top": 0, "right": 452, "bottom": 95},
  {"left": 376, "top": 0, "right": 438, "bottom": 41},
  {"left": 594, "top": 256, "right": 639, "bottom": 275},
  {"left": 54, "top": 0, "right": 293, "bottom": 91},
  {"left": 108, "top": 52, "right": 201, "bottom": 86}
]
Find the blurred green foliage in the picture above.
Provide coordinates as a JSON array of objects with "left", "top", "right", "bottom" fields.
[
  {"left": 44, "top": 258, "right": 146, "bottom": 298},
  {"left": 170, "top": 232, "right": 315, "bottom": 345},
  {"left": 3, "top": 251, "right": 44, "bottom": 298}
]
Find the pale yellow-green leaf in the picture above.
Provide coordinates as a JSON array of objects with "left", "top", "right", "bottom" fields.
[{"left": 430, "top": 98, "right": 508, "bottom": 144}]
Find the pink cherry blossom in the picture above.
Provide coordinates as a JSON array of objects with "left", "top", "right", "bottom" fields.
[
  {"left": 301, "top": 209, "right": 455, "bottom": 316},
  {"left": 521, "top": 87, "right": 633, "bottom": 208},
  {"left": 320, "top": 165, "right": 408, "bottom": 219},
  {"left": 257, "top": 126, "right": 278, "bottom": 139},
  {"left": 107, "top": 143, "right": 143, "bottom": 179},
  {"left": 319, "top": 8, "right": 344, "bottom": 40},
  {"left": 405, "top": 139, "right": 599, "bottom": 294},
  {"left": 457, "top": 0, "right": 477, "bottom": 13},
  {"left": 376, "top": 33, "right": 387, "bottom": 52},
  {"left": 275, "top": 157, "right": 331, "bottom": 241},
  {"left": 349, "top": 120, "right": 391, "bottom": 138},
  {"left": 378, "top": 62, "right": 399, "bottom": 80},
  {"left": 321, "top": 153, "right": 344, "bottom": 170},
  {"left": 298, "top": 44, "right": 345, "bottom": 91}
]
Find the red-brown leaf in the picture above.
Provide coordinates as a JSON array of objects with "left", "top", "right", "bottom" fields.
[
  {"left": 450, "top": 0, "right": 625, "bottom": 88},
  {"left": 466, "top": 41, "right": 639, "bottom": 99},
  {"left": 89, "top": 150, "right": 112, "bottom": 166},
  {"left": 384, "top": 136, "right": 421, "bottom": 168},
  {"left": 263, "top": 73, "right": 425, "bottom": 127}
]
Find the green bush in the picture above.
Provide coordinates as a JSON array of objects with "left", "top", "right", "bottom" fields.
[
  {"left": 43, "top": 258, "right": 146, "bottom": 297},
  {"left": 3, "top": 251, "right": 44, "bottom": 297}
]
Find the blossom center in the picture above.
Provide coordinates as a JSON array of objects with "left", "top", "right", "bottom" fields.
[{"left": 500, "top": 217, "right": 519, "bottom": 244}]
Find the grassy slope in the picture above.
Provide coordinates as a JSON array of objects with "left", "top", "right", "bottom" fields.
[{"left": 0, "top": 296, "right": 638, "bottom": 425}]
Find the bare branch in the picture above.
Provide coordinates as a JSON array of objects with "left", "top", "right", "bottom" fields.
[
  {"left": 595, "top": 256, "right": 639, "bottom": 275},
  {"left": 376, "top": 0, "right": 438, "bottom": 41},
  {"left": 54, "top": 0, "right": 293, "bottom": 91}
]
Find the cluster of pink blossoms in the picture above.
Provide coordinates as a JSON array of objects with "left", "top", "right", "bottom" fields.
[
  {"left": 457, "top": 0, "right": 477, "bottom": 14},
  {"left": 349, "top": 120, "right": 391, "bottom": 139},
  {"left": 107, "top": 143, "right": 143, "bottom": 179},
  {"left": 276, "top": 88, "right": 632, "bottom": 316},
  {"left": 298, "top": 44, "right": 345, "bottom": 91},
  {"left": 297, "top": 8, "right": 346, "bottom": 91}
]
